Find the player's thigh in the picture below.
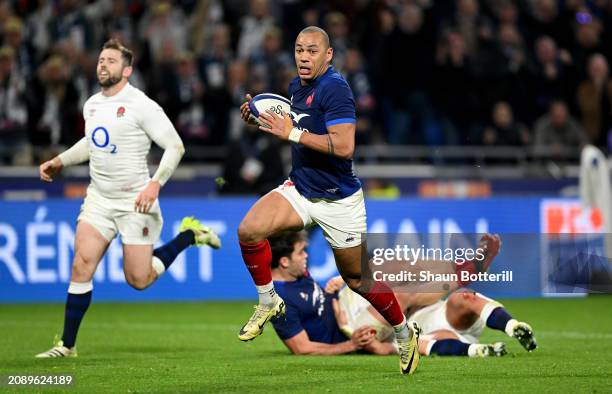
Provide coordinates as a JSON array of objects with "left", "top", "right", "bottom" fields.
[
  {"left": 72, "top": 220, "right": 110, "bottom": 282},
  {"left": 333, "top": 244, "right": 366, "bottom": 284},
  {"left": 115, "top": 200, "right": 163, "bottom": 246},
  {"left": 122, "top": 244, "right": 154, "bottom": 283},
  {"left": 238, "top": 189, "right": 305, "bottom": 242}
]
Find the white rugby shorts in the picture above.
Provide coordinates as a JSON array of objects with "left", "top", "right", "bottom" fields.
[
  {"left": 274, "top": 180, "right": 367, "bottom": 249},
  {"left": 77, "top": 187, "right": 163, "bottom": 245},
  {"left": 338, "top": 286, "right": 395, "bottom": 341}
]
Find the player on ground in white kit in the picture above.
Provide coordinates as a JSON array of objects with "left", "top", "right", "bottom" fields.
[{"left": 35, "top": 39, "right": 221, "bottom": 358}]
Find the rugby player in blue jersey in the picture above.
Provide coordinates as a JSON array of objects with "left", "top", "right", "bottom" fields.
[{"left": 237, "top": 26, "right": 419, "bottom": 374}]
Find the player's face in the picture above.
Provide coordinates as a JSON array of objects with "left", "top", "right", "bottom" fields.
[
  {"left": 97, "top": 48, "right": 130, "bottom": 88},
  {"left": 294, "top": 32, "right": 333, "bottom": 82},
  {"left": 287, "top": 241, "right": 308, "bottom": 277}
]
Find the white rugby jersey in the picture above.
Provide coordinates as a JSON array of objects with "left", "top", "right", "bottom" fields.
[{"left": 82, "top": 83, "right": 181, "bottom": 199}]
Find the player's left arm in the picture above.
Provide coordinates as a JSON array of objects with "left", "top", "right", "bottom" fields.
[
  {"left": 258, "top": 112, "right": 355, "bottom": 160},
  {"left": 258, "top": 80, "right": 357, "bottom": 159},
  {"left": 136, "top": 100, "right": 185, "bottom": 213}
]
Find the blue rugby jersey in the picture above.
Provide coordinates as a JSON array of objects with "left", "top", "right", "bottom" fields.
[
  {"left": 287, "top": 66, "right": 361, "bottom": 199},
  {"left": 271, "top": 275, "right": 346, "bottom": 344}
]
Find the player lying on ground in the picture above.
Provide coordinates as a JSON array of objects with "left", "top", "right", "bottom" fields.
[
  {"left": 35, "top": 39, "right": 221, "bottom": 358},
  {"left": 269, "top": 232, "right": 537, "bottom": 356},
  {"left": 237, "top": 26, "right": 419, "bottom": 373}
]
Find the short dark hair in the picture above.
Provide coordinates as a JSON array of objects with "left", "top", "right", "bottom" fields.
[
  {"left": 270, "top": 231, "right": 307, "bottom": 269},
  {"left": 102, "top": 39, "right": 133, "bottom": 66},
  {"left": 298, "top": 26, "right": 330, "bottom": 49}
]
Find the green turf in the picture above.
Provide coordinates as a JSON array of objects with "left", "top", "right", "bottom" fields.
[{"left": 1, "top": 297, "right": 611, "bottom": 393}]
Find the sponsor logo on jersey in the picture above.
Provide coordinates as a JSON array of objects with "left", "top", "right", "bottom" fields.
[
  {"left": 143, "top": 227, "right": 149, "bottom": 237},
  {"left": 299, "top": 292, "right": 309, "bottom": 302},
  {"left": 117, "top": 106, "right": 125, "bottom": 118}
]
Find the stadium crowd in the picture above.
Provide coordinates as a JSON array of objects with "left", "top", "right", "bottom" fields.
[{"left": 0, "top": 0, "right": 611, "bottom": 170}]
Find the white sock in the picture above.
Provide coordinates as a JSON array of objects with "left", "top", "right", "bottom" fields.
[
  {"left": 67, "top": 280, "right": 93, "bottom": 294},
  {"left": 393, "top": 317, "right": 411, "bottom": 340},
  {"left": 256, "top": 282, "right": 277, "bottom": 306},
  {"left": 479, "top": 300, "right": 503, "bottom": 322},
  {"left": 467, "top": 344, "right": 481, "bottom": 357},
  {"left": 425, "top": 340, "right": 436, "bottom": 356},
  {"left": 505, "top": 319, "right": 519, "bottom": 337},
  {"left": 152, "top": 257, "right": 166, "bottom": 276}
]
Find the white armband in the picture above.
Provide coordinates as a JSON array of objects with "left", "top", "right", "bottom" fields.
[
  {"left": 58, "top": 137, "right": 89, "bottom": 167},
  {"left": 288, "top": 127, "right": 304, "bottom": 144}
]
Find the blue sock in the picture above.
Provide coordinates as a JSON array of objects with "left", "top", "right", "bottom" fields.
[
  {"left": 153, "top": 231, "right": 195, "bottom": 269},
  {"left": 62, "top": 291, "right": 92, "bottom": 348},
  {"left": 486, "top": 307, "right": 513, "bottom": 331},
  {"left": 430, "top": 339, "right": 470, "bottom": 356}
]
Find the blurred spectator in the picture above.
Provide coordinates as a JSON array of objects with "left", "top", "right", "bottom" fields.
[
  {"left": 495, "top": 22, "right": 531, "bottom": 122},
  {"left": 25, "top": 0, "right": 54, "bottom": 61},
  {"left": 434, "top": 30, "right": 480, "bottom": 144},
  {"left": 530, "top": 35, "right": 577, "bottom": 119},
  {"left": 481, "top": 101, "right": 529, "bottom": 146},
  {"left": 139, "top": 1, "right": 187, "bottom": 63},
  {"left": 324, "top": 12, "right": 349, "bottom": 72},
  {"left": 226, "top": 59, "right": 249, "bottom": 141},
  {"left": 148, "top": 40, "right": 179, "bottom": 123},
  {"left": 25, "top": 55, "right": 81, "bottom": 150},
  {"left": 533, "top": 100, "right": 588, "bottom": 151},
  {"left": 189, "top": 0, "right": 224, "bottom": 55},
  {"left": 173, "top": 52, "right": 208, "bottom": 145},
  {"left": 526, "top": 0, "right": 573, "bottom": 49},
  {"left": 48, "top": 0, "right": 93, "bottom": 53},
  {"left": 198, "top": 24, "right": 233, "bottom": 90},
  {"left": 249, "top": 26, "right": 292, "bottom": 94},
  {"left": 571, "top": 10, "right": 605, "bottom": 78},
  {"left": 220, "top": 129, "right": 285, "bottom": 195},
  {"left": 100, "top": 0, "right": 136, "bottom": 46},
  {"left": 381, "top": 4, "right": 437, "bottom": 145},
  {"left": 343, "top": 48, "right": 375, "bottom": 145},
  {"left": 576, "top": 53, "right": 612, "bottom": 149},
  {"left": 237, "top": 0, "right": 275, "bottom": 59},
  {"left": 3, "top": 16, "right": 36, "bottom": 80},
  {"left": 0, "top": 46, "right": 28, "bottom": 164}
]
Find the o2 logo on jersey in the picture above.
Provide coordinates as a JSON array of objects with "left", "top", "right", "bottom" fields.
[{"left": 91, "top": 126, "right": 118, "bottom": 154}]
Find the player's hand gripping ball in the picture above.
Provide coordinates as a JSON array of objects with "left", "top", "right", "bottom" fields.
[{"left": 248, "top": 93, "right": 291, "bottom": 127}]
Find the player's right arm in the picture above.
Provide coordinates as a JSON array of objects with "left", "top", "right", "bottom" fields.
[
  {"left": 282, "top": 327, "right": 374, "bottom": 355},
  {"left": 39, "top": 137, "right": 89, "bottom": 182}
]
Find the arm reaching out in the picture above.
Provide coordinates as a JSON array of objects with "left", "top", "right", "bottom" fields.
[{"left": 40, "top": 137, "right": 89, "bottom": 182}]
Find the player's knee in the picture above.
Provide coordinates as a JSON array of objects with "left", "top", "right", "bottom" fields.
[
  {"left": 237, "top": 219, "right": 266, "bottom": 243},
  {"left": 71, "top": 252, "right": 96, "bottom": 281},
  {"left": 343, "top": 276, "right": 363, "bottom": 292},
  {"left": 125, "top": 275, "right": 150, "bottom": 291}
]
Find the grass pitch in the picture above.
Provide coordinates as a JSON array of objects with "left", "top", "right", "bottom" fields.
[{"left": 1, "top": 297, "right": 611, "bottom": 393}]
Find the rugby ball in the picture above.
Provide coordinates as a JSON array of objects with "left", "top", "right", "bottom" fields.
[{"left": 248, "top": 93, "right": 291, "bottom": 125}]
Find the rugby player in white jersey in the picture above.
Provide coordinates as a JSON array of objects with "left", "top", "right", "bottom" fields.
[{"left": 35, "top": 39, "right": 220, "bottom": 358}]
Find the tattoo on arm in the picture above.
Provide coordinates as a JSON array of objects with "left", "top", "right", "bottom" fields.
[{"left": 327, "top": 134, "right": 335, "bottom": 156}]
